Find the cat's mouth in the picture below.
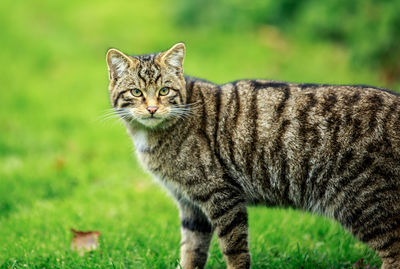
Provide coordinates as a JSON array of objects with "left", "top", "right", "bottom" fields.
[
  {"left": 136, "top": 116, "right": 165, "bottom": 128},
  {"left": 143, "top": 116, "right": 161, "bottom": 120}
]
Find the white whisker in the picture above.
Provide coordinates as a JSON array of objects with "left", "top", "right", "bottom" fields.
[{"left": 96, "top": 107, "right": 134, "bottom": 124}]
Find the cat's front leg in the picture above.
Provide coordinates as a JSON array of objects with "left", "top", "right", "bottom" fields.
[
  {"left": 199, "top": 191, "right": 250, "bottom": 269},
  {"left": 176, "top": 196, "right": 214, "bottom": 269}
]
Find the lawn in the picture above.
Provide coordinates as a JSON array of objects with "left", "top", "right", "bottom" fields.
[{"left": 0, "top": 0, "right": 396, "bottom": 268}]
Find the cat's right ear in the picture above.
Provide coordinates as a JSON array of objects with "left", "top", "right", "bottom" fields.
[{"left": 106, "top": 49, "right": 138, "bottom": 81}]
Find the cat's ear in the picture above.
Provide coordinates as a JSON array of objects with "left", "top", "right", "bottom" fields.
[
  {"left": 106, "top": 48, "right": 138, "bottom": 81},
  {"left": 159, "top": 42, "right": 185, "bottom": 71}
]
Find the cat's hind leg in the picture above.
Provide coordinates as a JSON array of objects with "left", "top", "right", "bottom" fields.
[
  {"left": 376, "top": 231, "right": 400, "bottom": 269},
  {"left": 360, "top": 204, "right": 400, "bottom": 268},
  {"left": 380, "top": 256, "right": 400, "bottom": 269},
  {"left": 359, "top": 214, "right": 400, "bottom": 269}
]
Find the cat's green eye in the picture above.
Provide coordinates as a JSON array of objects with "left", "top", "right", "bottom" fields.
[
  {"left": 130, "top": 88, "right": 142, "bottom": 97},
  {"left": 159, "top": 87, "right": 170, "bottom": 96}
]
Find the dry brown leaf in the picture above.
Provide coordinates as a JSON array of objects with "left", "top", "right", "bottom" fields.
[
  {"left": 71, "top": 228, "right": 100, "bottom": 256},
  {"left": 353, "top": 258, "right": 365, "bottom": 268},
  {"left": 352, "top": 258, "right": 378, "bottom": 269}
]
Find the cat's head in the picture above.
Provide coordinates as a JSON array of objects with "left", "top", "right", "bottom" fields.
[{"left": 106, "top": 43, "right": 187, "bottom": 129}]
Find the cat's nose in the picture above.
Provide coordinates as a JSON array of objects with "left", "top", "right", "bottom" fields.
[{"left": 147, "top": 106, "right": 158, "bottom": 114}]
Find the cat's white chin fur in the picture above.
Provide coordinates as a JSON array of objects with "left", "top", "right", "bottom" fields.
[{"left": 136, "top": 118, "right": 164, "bottom": 128}]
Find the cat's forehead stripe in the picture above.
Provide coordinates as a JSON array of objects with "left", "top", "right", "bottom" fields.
[{"left": 136, "top": 55, "right": 161, "bottom": 86}]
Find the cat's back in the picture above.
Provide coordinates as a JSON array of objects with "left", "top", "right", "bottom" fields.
[{"left": 216, "top": 79, "right": 400, "bottom": 151}]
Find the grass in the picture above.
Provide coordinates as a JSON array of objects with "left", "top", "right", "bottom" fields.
[{"left": 1, "top": 0, "right": 398, "bottom": 268}]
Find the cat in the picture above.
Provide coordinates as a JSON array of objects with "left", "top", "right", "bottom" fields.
[{"left": 105, "top": 43, "right": 400, "bottom": 269}]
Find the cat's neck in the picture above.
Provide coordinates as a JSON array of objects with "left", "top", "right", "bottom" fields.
[
  {"left": 126, "top": 118, "right": 186, "bottom": 153},
  {"left": 131, "top": 129, "right": 149, "bottom": 153}
]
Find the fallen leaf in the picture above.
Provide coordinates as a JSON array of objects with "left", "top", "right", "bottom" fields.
[
  {"left": 353, "top": 258, "right": 364, "bottom": 268},
  {"left": 352, "top": 258, "right": 378, "bottom": 269},
  {"left": 71, "top": 228, "right": 100, "bottom": 256}
]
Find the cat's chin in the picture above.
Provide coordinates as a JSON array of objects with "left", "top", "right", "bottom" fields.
[{"left": 136, "top": 117, "right": 165, "bottom": 128}]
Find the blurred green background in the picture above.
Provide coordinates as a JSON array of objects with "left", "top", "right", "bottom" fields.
[{"left": 1, "top": 0, "right": 399, "bottom": 268}]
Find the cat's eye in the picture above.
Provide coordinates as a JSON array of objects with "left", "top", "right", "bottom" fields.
[
  {"left": 130, "top": 88, "right": 142, "bottom": 97},
  {"left": 159, "top": 87, "right": 170, "bottom": 96}
]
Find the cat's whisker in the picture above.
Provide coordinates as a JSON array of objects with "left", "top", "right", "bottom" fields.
[
  {"left": 170, "top": 114, "right": 190, "bottom": 120},
  {"left": 99, "top": 112, "right": 117, "bottom": 118},
  {"left": 170, "top": 104, "right": 202, "bottom": 114},
  {"left": 173, "top": 106, "right": 201, "bottom": 113},
  {"left": 96, "top": 112, "right": 121, "bottom": 123},
  {"left": 168, "top": 110, "right": 193, "bottom": 119},
  {"left": 99, "top": 108, "right": 127, "bottom": 116},
  {"left": 96, "top": 107, "right": 136, "bottom": 124},
  {"left": 98, "top": 116, "right": 119, "bottom": 123},
  {"left": 170, "top": 106, "right": 197, "bottom": 112},
  {"left": 174, "top": 101, "right": 202, "bottom": 107},
  {"left": 120, "top": 113, "right": 135, "bottom": 121},
  {"left": 170, "top": 107, "right": 195, "bottom": 111},
  {"left": 101, "top": 108, "right": 118, "bottom": 113},
  {"left": 100, "top": 113, "right": 119, "bottom": 119},
  {"left": 128, "top": 115, "right": 140, "bottom": 124}
]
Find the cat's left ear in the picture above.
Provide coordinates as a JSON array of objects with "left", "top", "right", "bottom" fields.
[{"left": 159, "top": 42, "right": 185, "bottom": 71}]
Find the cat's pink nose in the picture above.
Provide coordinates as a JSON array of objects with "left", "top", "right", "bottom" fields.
[{"left": 147, "top": 106, "right": 158, "bottom": 114}]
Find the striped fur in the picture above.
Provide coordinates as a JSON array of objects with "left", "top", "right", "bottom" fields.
[{"left": 106, "top": 43, "right": 400, "bottom": 269}]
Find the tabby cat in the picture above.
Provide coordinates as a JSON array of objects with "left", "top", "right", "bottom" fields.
[{"left": 105, "top": 43, "right": 400, "bottom": 269}]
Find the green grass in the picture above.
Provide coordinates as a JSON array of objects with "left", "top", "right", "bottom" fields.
[{"left": 1, "top": 0, "right": 398, "bottom": 268}]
